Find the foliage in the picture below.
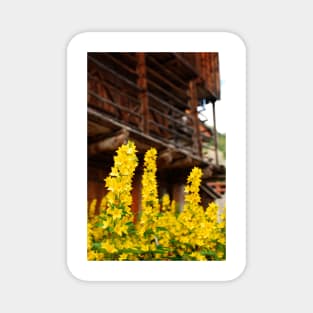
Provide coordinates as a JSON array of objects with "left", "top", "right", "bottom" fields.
[
  {"left": 217, "top": 132, "right": 226, "bottom": 159},
  {"left": 87, "top": 141, "right": 226, "bottom": 261}
]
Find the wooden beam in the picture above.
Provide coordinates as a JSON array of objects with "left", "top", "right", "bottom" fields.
[
  {"left": 202, "top": 165, "right": 214, "bottom": 179},
  {"left": 131, "top": 139, "right": 152, "bottom": 152},
  {"left": 88, "top": 107, "right": 207, "bottom": 165},
  {"left": 164, "top": 156, "right": 193, "bottom": 169},
  {"left": 157, "top": 149, "right": 174, "bottom": 167},
  {"left": 136, "top": 53, "right": 149, "bottom": 134},
  {"left": 88, "top": 129, "right": 129, "bottom": 156}
]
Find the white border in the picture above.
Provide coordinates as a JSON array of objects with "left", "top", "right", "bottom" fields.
[{"left": 67, "top": 32, "right": 246, "bottom": 281}]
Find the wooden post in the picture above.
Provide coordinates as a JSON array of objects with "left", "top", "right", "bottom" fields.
[
  {"left": 136, "top": 53, "right": 149, "bottom": 134},
  {"left": 212, "top": 101, "right": 219, "bottom": 165},
  {"left": 172, "top": 183, "right": 185, "bottom": 212},
  {"left": 189, "top": 80, "right": 202, "bottom": 157},
  {"left": 119, "top": 89, "right": 127, "bottom": 122}
]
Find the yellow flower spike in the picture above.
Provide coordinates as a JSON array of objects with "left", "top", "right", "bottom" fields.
[
  {"left": 141, "top": 147, "right": 159, "bottom": 213},
  {"left": 184, "top": 167, "right": 202, "bottom": 207},
  {"left": 170, "top": 200, "right": 177, "bottom": 214},
  {"left": 161, "top": 194, "right": 170, "bottom": 212},
  {"left": 104, "top": 140, "right": 138, "bottom": 214},
  {"left": 87, "top": 141, "right": 140, "bottom": 260},
  {"left": 138, "top": 147, "right": 161, "bottom": 254}
]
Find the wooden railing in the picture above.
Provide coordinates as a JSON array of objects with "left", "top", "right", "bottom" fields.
[{"left": 87, "top": 53, "right": 214, "bottom": 156}]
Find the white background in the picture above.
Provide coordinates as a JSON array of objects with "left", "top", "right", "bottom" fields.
[{"left": 0, "top": 1, "right": 312, "bottom": 312}]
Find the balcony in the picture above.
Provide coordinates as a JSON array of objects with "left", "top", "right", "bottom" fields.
[{"left": 87, "top": 53, "right": 222, "bottom": 173}]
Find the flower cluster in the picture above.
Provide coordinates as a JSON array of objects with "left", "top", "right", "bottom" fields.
[
  {"left": 87, "top": 141, "right": 226, "bottom": 261},
  {"left": 136, "top": 147, "right": 162, "bottom": 259},
  {"left": 87, "top": 141, "right": 139, "bottom": 261}
]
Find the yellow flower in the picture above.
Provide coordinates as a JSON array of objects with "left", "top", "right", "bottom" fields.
[
  {"left": 190, "top": 252, "right": 206, "bottom": 261},
  {"left": 184, "top": 167, "right": 202, "bottom": 207},
  {"left": 101, "top": 242, "right": 117, "bottom": 253},
  {"left": 141, "top": 147, "right": 159, "bottom": 213},
  {"left": 161, "top": 194, "right": 170, "bottom": 212},
  {"left": 119, "top": 253, "right": 128, "bottom": 261},
  {"left": 92, "top": 227, "right": 104, "bottom": 241},
  {"left": 87, "top": 250, "right": 97, "bottom": 261},
  {"left": 217, "top": 251, "right": 224, "bottom": 259},
  {"left": 101, "top": 219, "right": 110, "bottom": 229},
  {"left": 108, "top": 208, "right": 122, "bottom": 220},
  {"left": 110, "top": 167, "right": 119, "bottom": 177},
  {"left": 114, "top": 223, "right": 128, "bottom": 236},
  {"left": 218, "top": 237, "right": 226, "bottom": 245}
]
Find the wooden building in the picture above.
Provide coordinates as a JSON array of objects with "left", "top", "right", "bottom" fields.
[{"left": 87, "top": 52, "right": 225, "bottom": 215}]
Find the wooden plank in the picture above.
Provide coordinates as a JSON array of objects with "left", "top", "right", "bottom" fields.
[
  {"left": 149, "top": 106, "right": 194, "bottom": 134},
  {"left": 173, "top": 53, "right": 199, "bottom": 77},
  {"left": 88, "top": 75, "right": 140, "bottom": 104},
  {"left": 147, "top": 92, "right": 190, "bottom": 116},
  {"left": 146, "top": 66, "right": 187, "bottom": 98},
  {"left": 104, "top": 53, "right": 138, "bottom": 75},
  {"left": 148, "top": 79, "right": 187, "bottom": 108},
  {"left": 147, "top": 54, "right": 188, "bottom": 87},
  {"left": 88, "top": 90, "right": 141, "bottom": 118},
  {"left": 88, "top": 55, "right": 141, "bottom": 91},
  {"left": 148, "top": 119, "right": 193, "bottom": 143}
]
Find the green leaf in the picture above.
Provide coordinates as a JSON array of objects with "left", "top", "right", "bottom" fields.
[
  {"left": 144, "top": 228, "right": 154, "bottom": 237},
  {"left": 156, "top": 226, "right": 168, "bottom": 232},
  {"left": 92, "top": 242, "right": 101, "bottom": 250}
]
